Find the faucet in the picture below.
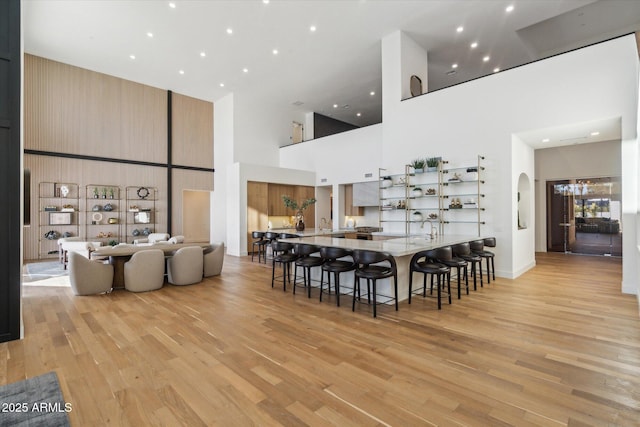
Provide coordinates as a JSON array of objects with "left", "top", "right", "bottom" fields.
[{"left": 420, "top": 220, "right": 438, "bottom": 239}]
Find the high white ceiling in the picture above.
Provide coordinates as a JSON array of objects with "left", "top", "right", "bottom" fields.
[{"left": 23, "top": 0, "right": 640, "bottom": 138}]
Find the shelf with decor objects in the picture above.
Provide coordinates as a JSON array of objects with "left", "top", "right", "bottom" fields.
[
  {"left": 378, "top": 167, "right": 411, "bottom": 235},
  {"left": 440, "top": 155, "right": 486, "bottom": 237},
  {"left": 38, "top": 182, "right": 80, "bottom": 259},
  {"left": 125, "top": 186, "right": 157, "bottom": 243},
  {"left": 85, "top": 184, "right": 122, "bottom": 246},
  {"left": 406, "top": 159, "right": 443, "bottom": 236}
]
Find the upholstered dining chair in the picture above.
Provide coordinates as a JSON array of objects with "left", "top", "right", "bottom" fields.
[
  {"left": 124, "top": 249, "right": 165, "bottom": 292},
  {"left": 167, "top": 246, "right": 204, "bottom": 285},
  {"left": 68, "top": 251, "right": 113, "bottom": 296},
  {"left": 203, "top": 242, "right": 225, "bottom": 277}
]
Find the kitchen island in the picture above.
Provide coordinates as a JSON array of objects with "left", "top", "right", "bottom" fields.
[{"left": 280, "top": 234, "right": 485, "bottom": 305}]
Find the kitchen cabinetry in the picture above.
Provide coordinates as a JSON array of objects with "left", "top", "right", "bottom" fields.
[
  {"left": 125, "top": 186, "right": 157, "bottom": 243},
  {"left": 85, "top": 184, "right": 121, "bottom": 245},
  {"left": 38, "top": 182, "right": 80, "bottom": 259},
  {"left": 378, "top": 155, "right": 485, "bottom": 236},
  {"left": 268, "top": 183, "right": 295, "bottom": 216},
  {"left": 247, "top": 181, "right": 269, "bottom": 254},
  {"left": 344, "top": 184, "right": 364, "bottom": 216}
]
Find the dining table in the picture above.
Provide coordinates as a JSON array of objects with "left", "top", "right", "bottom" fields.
[{"left": 91, "top": 242, "right": 212, "bottom": 288}]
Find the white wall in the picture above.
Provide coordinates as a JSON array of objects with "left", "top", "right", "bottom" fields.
[
  {"left": 400, "top": 32, "right": 428, "bottom": 98},
  {"left": 212, "top": 93, "right": 233, "bottom": 245},
  {"left": 512, "top": 135, "right": 536, "bottom": 278},
  {"left": 280, "top": 123, "right": 383, "bottom": 186}
]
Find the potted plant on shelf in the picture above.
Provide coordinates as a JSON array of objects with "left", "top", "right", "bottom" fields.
[
  {"left": 411, "top": 158, "right": 426, "bottom": 173},
  {"left": 282, "top": 195, "right": 317, "bottom": 231},
  {"left": 426, "top": 157, "right": 440, "bottom": 172}
]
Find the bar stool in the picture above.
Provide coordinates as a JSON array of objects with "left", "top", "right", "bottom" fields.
[
  {"left": 434, "top": 246, "right": 469, "bottom": 299},
  {"left": 263, "top": 231, "right": 280, "bottom": 263},
  {"left": 293, "top": 244, "right": 324, "bottom": 298},
  {"left": 251, "top": 231, "right": 269, "bottom": 263},
  {"left": 271, "top": 241, "right": 297, "bottom": 291},
  {"left": 484, "top": 237, "right": 497, "bottom": 281},
  {"left": 352, "top": 250, "right": 398, "bottom": 318},
  {"left": 320, "top": 247, "right": 355, "bottom": 307},
  {"left": 451, "top": 242, "right": 483, "bottom": 290},
  {"left": 470, "top": 239, "right": 494, "bottom": 284},
  {"left": 409, "top": 248, "right": 451, "bottom": 309}
]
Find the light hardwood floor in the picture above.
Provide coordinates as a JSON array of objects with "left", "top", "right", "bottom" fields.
[{"left": 3, "top": 253, "right": 639, "bottom": 426}]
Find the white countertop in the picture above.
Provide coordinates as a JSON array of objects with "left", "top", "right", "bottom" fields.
[{"left": 281, "top": 234, "right": 483, "bottom": 257}]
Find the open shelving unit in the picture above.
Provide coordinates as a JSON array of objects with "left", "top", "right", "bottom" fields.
[
  {"left": 378, "top": 155, "right": 485, "bottom": 236},
  {"left": 85, "top": 184, "right": 122, "bottom": 245},
  {"left": 125, "top": 186, "right": 157, "bottom": 244},
  {"left": 38, "top": 182, "right": 80, "bottom": 259}
]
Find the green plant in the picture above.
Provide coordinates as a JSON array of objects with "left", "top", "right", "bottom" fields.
[
  {"left": 282, "top": 195, "right": 317, "bottom": 212},
  {"left": 411, "top": 158, "right": 426, "bottom": 169},
  {"left": 426, "top": 157, "right": 439, "bottom": 167}
]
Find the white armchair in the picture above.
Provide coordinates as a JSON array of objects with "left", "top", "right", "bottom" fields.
[
  {"left": 203, "top": 242, "right": 224, "bottom": 277},
  {"left": 124, "top": 249, "right": 165, "bottom": 292},
  {"left": 68, "top": 251, "right": 113, "bottom": 296},
  {"left": 133, "top": 233, "right": 170, "bottom": 246},
  {"left": 167, "top": 246, "right": 204, "bottom": 285}
]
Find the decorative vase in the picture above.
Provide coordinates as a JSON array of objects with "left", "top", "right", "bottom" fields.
[
  {"left": 414, "top": 168, "right": 424, "bottom": 174},
  {"left": 381, "top": 178, "right": 392, "bottom": 188},
  {"left": 295, "top": 212, "right": 305, "bottom": 231}
]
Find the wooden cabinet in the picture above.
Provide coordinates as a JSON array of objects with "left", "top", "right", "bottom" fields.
[
  {"left": 344, "top": 184, "right": 364, "bottom": 216},
  {"left": 247, "top": 181, "right": 269, "bottom": 253},
  {"left": 268, "top": 183, "right": 295, "bottom": 216}
]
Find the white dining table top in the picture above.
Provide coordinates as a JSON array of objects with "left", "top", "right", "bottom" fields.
[
  {"left": 280, "top": 234, "right": 484, "bottom": 257},
  {"left": 92, "top": 242, "right": 211, "bottom": 257}
]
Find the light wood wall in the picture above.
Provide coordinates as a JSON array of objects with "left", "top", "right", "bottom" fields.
[
  {"left": 172, "top": 93, "right": 213, "bottom": 169},
  {"left": 23, "top": 55, "right": 214, "bottom": 260},
  {"left": 25, "top": 55, "right": 167, "bottom": 162}
]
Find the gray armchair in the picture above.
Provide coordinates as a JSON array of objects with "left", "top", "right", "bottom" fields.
[
  {"left": 124, "top": 249, "right": 165, "bottom": 292},
  {"left": 68, "top": 251, "right": 113, "bottom": 296},
  {"left": 167, "top": 246, "right": 204, "bottom": 285},
  {"left": 203, "top": 242, "right": 224, "bottom": 277}
]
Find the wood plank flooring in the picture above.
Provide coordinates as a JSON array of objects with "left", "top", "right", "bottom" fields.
[{"left": 2, "top": 253, "right": 639, "bottom": 426}]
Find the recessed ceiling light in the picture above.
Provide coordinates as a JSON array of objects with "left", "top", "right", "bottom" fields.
[
  {"left": 226, "top": 28, "right": 233, "bottom": 35},
  {"left": 243, "top": 68, "right": 249, "bottom": 73},
  {"left": 356, "top": 113, "right": 362, "bottom": 117},
  {"left": 470, "top": 42, "right": 478, "bottom": 49},
  {"left": 370, "top": 91, "right": 375, "bottom": 96},
  {"left": 168, "top": 2, "right": 176, "bottom": 9},
  {"left": 263, "top": 0, "right": 269, "bottom": 3},
  {"left": 506, "top": 5, "right": 514, "bottom": 12},
  {"left": 147, "top": 32, "right": 153, "bottom": 38},
  {"left": 333, "top": 104, "right": 338, "bottom": 108},
  {"left": 493, "top": 67, "right": 500, "bottom": 73},
  {"left": 310, "top": 25, "right": 317, "bottom": 32},
  {"left": 452, "top": 63, "right": 458, "bottom": 69},
  {"left": 179, "top": 70, "right": 185, "bottom": 75},
  {"left": 456, "top": 26, "right": 464, "bottom": 33},
  {"left": 200, "top": 51, "right": 206, "bottom": 57},
  {"left": 483, "top": 56, "right": 490, "bottom": 62},
  {"left": 272, "top": 49, "right": 278, "bottom": 55},
  {"left": 220, "top": 83, "right": 225, "bottom": 87},
  {"left": 542, "top": 138, "right": 550, "bottom": 143},
  {"left": 129, "top": 54, "right": 136, "bottom": 60},
  {"left": 591, "top": 131, "right": 600, "bottom": 136}
]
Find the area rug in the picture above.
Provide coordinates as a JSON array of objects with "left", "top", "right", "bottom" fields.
[
  {"left": 0, "top": 372, "right": 71, "bottom": 426},
  {"left": 24, "top": 262, "right": 68, "bottom": 282}
]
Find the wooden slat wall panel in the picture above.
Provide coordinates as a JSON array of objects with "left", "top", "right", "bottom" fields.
[
  {"left": 171, "top": 169, "right": 213, "bottom": 237},
  {"left": 24, "top": 154, "right": 167, "bottom": 260},
  {"left": 171, "top": 93, "right": 213, "bottom": 169},
  {"left": 24, "top": 55, "right": 167, "bottom": 163}
]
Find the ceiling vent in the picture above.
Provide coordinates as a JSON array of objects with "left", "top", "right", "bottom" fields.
[
  {"left": 292, "top": 101, "right": 304, "bottom": 106},
  {"left": 446, "top": 70, "right": 457, "bottom": 76}
]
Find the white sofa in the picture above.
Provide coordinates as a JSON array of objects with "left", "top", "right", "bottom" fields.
[{"left": 132, "top": 233, "right": 185, "bottom": 245}]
